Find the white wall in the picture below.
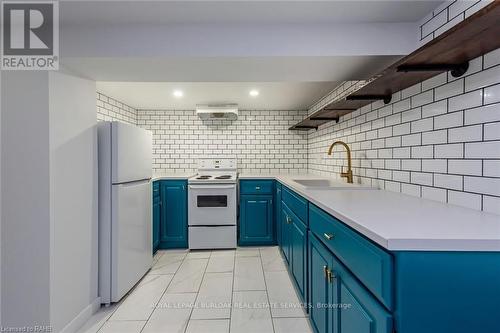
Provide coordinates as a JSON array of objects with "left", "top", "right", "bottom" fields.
[
  {"left": 308, "top": 49, "right": 500, "bottom": 214},
  {"left": 137, "top": 109, "right": 308, "bottom": 174},
  {"left": 1, "top": 71, "right": 98, "bottom": 331},
  {"left": 1, "top": 69, "right": 2, "bottom": 324},
  {"left": 48, "top": 72, "right": 98, "bottom": 332},
  {"left": 95, "top": 98, "right": 309, "bottom": 174},
  {"left": 307, "top": 1, "right": 500, "bottom": 214},
  {"left": 97, "top": 92, "right": 137, "bottom": 125},
  {"left": 419, "top": 0, "right": 493, "bottom": 44},
  {"left": 1, "top": 71, "right": 51, "bottom": 327},
  {"left": 94, "top": 1, "right": 500, "bottom": 214}
]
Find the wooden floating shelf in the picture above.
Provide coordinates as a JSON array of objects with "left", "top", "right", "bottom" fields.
[{"left": 290, "top": 1, "right": 500, "bottom": 131}]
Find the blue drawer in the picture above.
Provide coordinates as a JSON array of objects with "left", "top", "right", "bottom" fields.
[
  {"left": 309, "top": 204, "right": 393, "bottom": 310},
  {"left": 282, "top": 186, "right": 308, "bottom": 224},
  {"left": 240, "top": 180, "right": 274, "bottom": 195}
]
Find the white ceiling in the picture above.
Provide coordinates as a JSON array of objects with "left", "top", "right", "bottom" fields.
[
  {"left": 68, "top": 1, "right": 443, "bottom": 110},
  {"left": 64, "top": 55, "right": 399, "bottom": 82},
  {"left": 96, "top": 81, "right": 340, "bottom": 110},
  {"left": 61, "top": 1, "right": 443, "bottom": 25}
]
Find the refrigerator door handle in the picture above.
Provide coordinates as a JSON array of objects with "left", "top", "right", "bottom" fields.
[{"left": 112, "top": 178, "right": 151, "bottom": 186}]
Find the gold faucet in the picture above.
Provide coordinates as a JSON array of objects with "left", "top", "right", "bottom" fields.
[{"left": 327, "top": 141, "right": 353, "bottom": 184}]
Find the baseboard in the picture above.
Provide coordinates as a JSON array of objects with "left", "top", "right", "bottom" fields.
[{"left": 60, "top": 297, "right": 101, "bottom": 333}]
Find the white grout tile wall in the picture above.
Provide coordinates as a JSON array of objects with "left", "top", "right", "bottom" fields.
[
  {"left": 307, "top": 49, "right": 500, "bottom": 214},
  {"left": 419, "top": 0, "right": 493, "bottom": 43},
  {"left": 94, "top": 1, "right": 500, "bottom": 213},
  {"left": 96, "top": 92, "right": 138, "bottom": 125},
  {"left": 308, "top": 81, "right": 367, "bottom": 115},
  {"left": 137, "top": 109, "right": 308, "bottom": 174}
]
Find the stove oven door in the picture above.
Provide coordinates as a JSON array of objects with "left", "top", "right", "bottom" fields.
[{"left": 188, "top": 184, "right": 237, "bottom": 226}]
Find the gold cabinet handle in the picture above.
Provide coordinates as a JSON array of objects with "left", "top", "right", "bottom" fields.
[
  {"left": 323, "top": 265, "right": 328, "bottom": 279},
  {"left": 286, "top": 215, "right": 292, "bottom": 224},
  {"left": 327, "top": 268, "right": 336, "bottom": 283},
  {"left": 323, "top": 233, "right": 334, "bottom": 240}
]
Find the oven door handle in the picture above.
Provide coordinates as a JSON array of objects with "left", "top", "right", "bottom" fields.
[{"left": 188, "top": 185, "right": 236, "bottom": 190}]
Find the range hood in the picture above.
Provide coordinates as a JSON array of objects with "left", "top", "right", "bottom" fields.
[{"left": 196, "top": 104, "right": 238, "bottom": 120}]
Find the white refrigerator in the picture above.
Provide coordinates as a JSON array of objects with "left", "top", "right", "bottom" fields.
[{"left": 97, "top": 121, "right": 153, "bottom": 304}]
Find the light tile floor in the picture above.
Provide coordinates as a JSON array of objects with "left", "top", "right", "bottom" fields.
[{"left": 77, "top": 246, "right": 313, "bottom": 333}]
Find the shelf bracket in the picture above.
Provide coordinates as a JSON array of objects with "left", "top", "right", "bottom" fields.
[
  {"left": 396, "top": 62, "right": 469, "bottom": 78},
  {"left": 346, "top": 94, "right": 392, "bottom": 104},
  {"left": 310, "top": 116, "right": 340, "bottom": 123}
]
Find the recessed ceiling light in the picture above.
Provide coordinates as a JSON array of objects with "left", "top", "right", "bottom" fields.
[
  {"left": 173, "top": 90, "right": 183, "bottom": 98},
  {"left": 249, "top": 89, "right": 259, "bottom": 97}
]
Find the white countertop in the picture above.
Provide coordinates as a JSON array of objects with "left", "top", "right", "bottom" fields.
[
  {"left": 153, "top": 173, "right": 195, "bottom": 181},
  {"left": 240, "top": 173, "right": 500, "bottom": 252}
]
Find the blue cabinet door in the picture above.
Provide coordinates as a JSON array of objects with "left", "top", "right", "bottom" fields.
[
  {"left": 153, "top": 198, "right": 160, "bottom": 252},
  {"left": 282, "top": 202, "right": 307, "bottom": 302},
  {"left": 332, "top": 249, "right": 392, "bottom": 333},
  {"left": 281, "top": 204, "right": 292, "bottom": 264},
  {"left": 152, "top": 181, "right": 160, "bottom": 253},
  {"left": 159, "top": 180, "right": 188, "bottom": 249},
  {"left": 275, "top": 182, "right": 282, "bottom": 246},
  {"left": 239, "top": 194, "right": 274, "bottom": 245},
  {"left": 291, "top": 218, "right": 307, "bottom": 302},
  {"left": 308, "top": 232, "right": 334, "bottom": 333},
  {"left": 309, "top": 232, "right": 392, "bottom": 333}
]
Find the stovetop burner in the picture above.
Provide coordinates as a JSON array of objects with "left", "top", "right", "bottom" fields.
[
  {"left": 215, "top": 175, "right": 232, "bottom": 179},
  {"left": 189, "top": 159, "right": 237, "bottom": 185}
]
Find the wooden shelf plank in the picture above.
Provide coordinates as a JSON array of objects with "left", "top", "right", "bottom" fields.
[{"left": 290, "top": 2, "right": 500, "bottom": 131}]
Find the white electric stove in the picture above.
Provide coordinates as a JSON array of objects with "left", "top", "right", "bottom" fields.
[{"left": 187, "top": 159, "right": 238, "bottom": 249}]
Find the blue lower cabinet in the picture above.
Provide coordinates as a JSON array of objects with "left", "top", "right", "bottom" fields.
[
  {"left": 281, "top": 203, "right": 293, "bottom": 263},
  {"left": 283, "top": 189, "right": 500, "bottom": 333},
  {"left": 275, "top": 182, "right": 282, "bottom": 246},
  {"left": 152, "top": 181, "right": 161, "bottom": 253},
  {"left": 393, "top": 251, "right": 500, "bottom": 333},
  {"left": 239, "top": 194, "right": 274, "bottom": 245},
  {"left": 153, "top": 198, "right": 160, "bottom": 253},
  {"left": 282, "top": 202, "right": 307, "bottom": 302},
  {"left": 309, "top": 232, "right": 392, "bottom": 333},
  {"left": 308, "top": 231, "right": 333, "bottom": 333},
  {"left": 291, "top": 217, "right": 307, "bottom": 302},
  {"left": 333, "top": 254, "right": 392, "bottom": 333},
  {"left": 159, "top": 180, "right": 188, "bottom": 249},
  {"left": 309, "top": 204, "right": 393, "bottom": 310},
  {"left": 282, "top": 186, "right": 308, "bottom": 223}
]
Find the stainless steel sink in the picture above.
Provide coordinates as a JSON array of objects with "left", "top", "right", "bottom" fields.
[{"left": 292, "top": 178, "right": 374, "bottom": 190}]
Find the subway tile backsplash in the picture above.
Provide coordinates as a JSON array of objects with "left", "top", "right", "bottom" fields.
[
  {"left": 95, "top": 97, "right": 308, "bottom": 174},
  {"left": 136, "top": 109, "right": 308, "bottom": 174},
  {"left": 96, "top": 48, "right": 500, "bottom": 213},
  {"left": 307, "top": 49, "right": 500, "bottom": 214},
  {"left": 97, "top": 92, "right": 138, "bottom": 125},
  {"left": 419, "top": 0, "right": 492, "bottom": 42},
  {"left": 95, "top": 2, "right": 499, "bottom": 213}
]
